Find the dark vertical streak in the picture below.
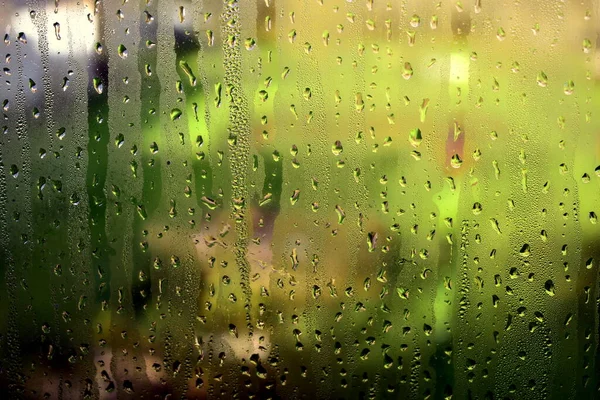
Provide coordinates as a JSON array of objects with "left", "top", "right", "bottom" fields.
[
  {"left": 584, "top": 244, "right": 600, "bottom": 396},
  {"left": 0, "top": 147, "right": 22, "bottom": 397},
  {"left": 253, "top": 0, "right": 282, "bottom": 269},
  {"left": 172, "top": 5, "right": 208, "bottom": 396},
  {"left": 28, "top": 4, "right": 76, "bottom": 387},
  {"left": 131, "top": 1, "right": 162, "bottom": 315},
  {"left": 2, "top": 24, "right": 32, "bottom": 397},
  {"left": 86, "top": 3, "right": 111, "bottom": 307},
  {"left": 173, "top": 22, "right": 213, "bottom": 204}
]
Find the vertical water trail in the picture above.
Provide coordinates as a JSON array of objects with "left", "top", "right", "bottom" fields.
[
  {"left": 131, "top": 0, "right": 163, "bottom": 316},
  {"left": 86, "top": 1, "right": 111, "bottom": 307},
  {"left": 221, "top": 0, "right": 253, "bottom": 331}
]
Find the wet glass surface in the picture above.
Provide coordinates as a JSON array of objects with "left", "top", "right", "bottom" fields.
[{"left": 0, "top": 0, "right": 599, "bottom": 398}]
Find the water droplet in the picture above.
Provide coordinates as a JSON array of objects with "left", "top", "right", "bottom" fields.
[
  {"left": 450, "top": 154, "right": 462, "bottom": 168},
  {"left": 582, "top": 38, "right": 592, "bottom": 53},
  {"left": 93, "top": 77, "right": 103, "bottom": 94},
  {"left": 117, "top": 44, "right": 128, "bottom": 59},
  {"left": 537, "top": 71, "right": 548, "bottom": 87},
  {"left": 544, "top": 280, "right": 555, "bottom": 296},
  {"left": 496, "top": 27, "right": 506, "bottom": 41},
  {"left": 244, "top": 37, "right": 256, "bottom": 50},
  {"left": 170, "top": 108, "right": 182, "bottom": 121},
  {"left": 409, "top": 128, "right": 422, "bottom": 147},
  {"left": 402, "top": 62, "right": 413, "bottom": 79},
  {"left": 179, "top": 60, "right": 196, "bottom": 86},
  {"left": 563, "top": 80, "right": 574, "bottom": 95},
  {"left": 332, "top": 141, "right": 343, "bottom": 156}
]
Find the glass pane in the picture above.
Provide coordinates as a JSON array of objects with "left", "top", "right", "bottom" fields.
[{"left": 0, "top": 0, "right": 599, "bottom": 398}]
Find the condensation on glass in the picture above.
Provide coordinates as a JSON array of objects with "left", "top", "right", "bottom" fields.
[{"left": 0, "top": 0, "right": 599, "bottom": 398}]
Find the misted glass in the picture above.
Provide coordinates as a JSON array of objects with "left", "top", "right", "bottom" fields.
[{"left": 0, "top": 0, "right": 599, "bottom": 398}]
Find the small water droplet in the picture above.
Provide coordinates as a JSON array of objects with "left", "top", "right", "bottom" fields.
[
  {"left": 582, "top": 38, "right": 592, "bottom": 53},
  {"left": 537, "top": 71, "right": 548, "bottom": 87},
  {"left": 17, "top": 32, "right": 27, "bottom": 44},
  {"left": 402, "top": 62, "right": 413, "bottom": 79},
  {"left": 170, "top": 108, "right": 182, "bottom": 121},
  {"left": 496, "top": 27, "right": 506, "bottom": 41},
  {"left": 117, "top": 44, "right": 128, "bottom": 59},
  {"left": 53, "top": 22, "right": 61, "bottom": 40},
  {"left": 93, "top": 77, "right": 103, "bottom": 94},
  {"left": 245, "top": 37, "right": 256, "bottom": 50}
]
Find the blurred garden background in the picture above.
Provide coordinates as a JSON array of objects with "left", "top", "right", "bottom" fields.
[{"left": 0, "top": 0, "right": 599, "bottom": 398}]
